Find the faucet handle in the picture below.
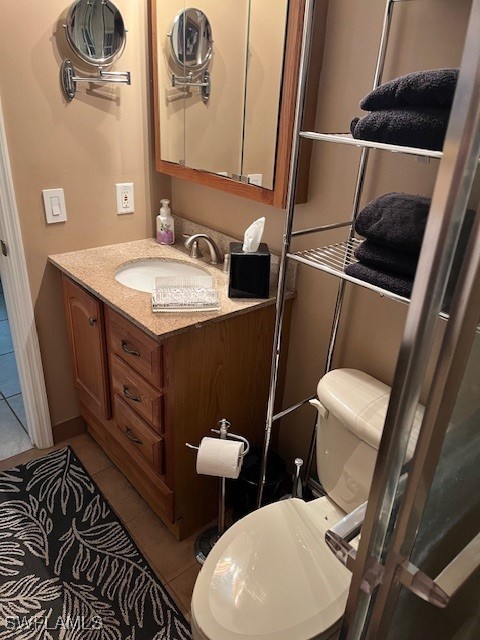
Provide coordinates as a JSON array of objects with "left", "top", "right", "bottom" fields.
[{"left": 183, "top": 234, "right": 202, "bottom": 259}]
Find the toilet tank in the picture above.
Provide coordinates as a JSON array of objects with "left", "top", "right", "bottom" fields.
[{"left": 311, "top": 369, "right": 424, "bottom": 514}]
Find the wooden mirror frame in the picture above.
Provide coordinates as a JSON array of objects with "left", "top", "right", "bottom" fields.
[{"left": 150, "top": 0, "right": 319, "bottom": 209}]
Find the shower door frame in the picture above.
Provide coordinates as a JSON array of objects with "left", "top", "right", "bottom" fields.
[{"left": 336, "top": 0, "right": 480, "bottom": 636}]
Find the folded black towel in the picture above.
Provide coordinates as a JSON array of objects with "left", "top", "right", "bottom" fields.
[
  {"left": 355, "top": 193, "right": 477, "bottom": 255},
  {"left": 354, "top": 240, "right": 418, "bottom": 277},
  {"left": 360, "top": 69, "right": 459, "bottom": 111},
  {"left": 355, "top": 193, "right": 431, "bottom": 253},
  {"left": 345, "top": 262, "right": 413, "bottom": 298},
  {"left": 350, "top": 108, "right": 450, "bottom": 151},
  {"left": 349, "top": 210, "right": 477, "bottom": 310}
]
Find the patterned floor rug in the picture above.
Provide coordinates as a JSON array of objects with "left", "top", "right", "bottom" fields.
[{"left": 0, "top": 447, "right": 192, "bottom": 639}]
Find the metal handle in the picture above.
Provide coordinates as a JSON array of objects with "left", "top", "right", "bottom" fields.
[
  {"left": 325, "top": 500, "right": 368, "bottom": 571},
  {"left": 397, "top": 531, "right": 480, "bottom": 608},
  {"left": 125, "top": 427, "right": 143, "bottom": 445},
  {"left": 121, "top": 341, "right": 140, "bottom": 357},
  {"left": 88, "top": 317, "right": 97, "bottom": 326},
  {"left": 123, "top": 386, "right": 141, "bottom": 402}
]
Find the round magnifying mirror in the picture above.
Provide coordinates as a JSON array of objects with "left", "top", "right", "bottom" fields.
[
  {"left": 65, "top": 0, "right": 126, "bottom": 66},
  {"left": 169, "top": 8, "right": 213, "bottom": 71}
]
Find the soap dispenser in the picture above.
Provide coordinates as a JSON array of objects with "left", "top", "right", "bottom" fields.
[{"left": 156, "top": 199, "right": 175, "bottom": 245}]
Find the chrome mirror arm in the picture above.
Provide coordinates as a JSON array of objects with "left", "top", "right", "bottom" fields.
[{"left": 61, "top": 60, "right": 131, "bottom": 102}]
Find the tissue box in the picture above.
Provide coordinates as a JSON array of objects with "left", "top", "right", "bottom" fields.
[{"left": 228, "top": 242, "right": 270, "bottom": 299}]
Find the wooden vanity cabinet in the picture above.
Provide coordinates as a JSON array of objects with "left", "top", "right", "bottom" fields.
[
  {"left": 62, "top": 274, "right": 291, "bottom": 540},
  {"left": 62, "top": 277, "right": 111, "bottom": 421}
]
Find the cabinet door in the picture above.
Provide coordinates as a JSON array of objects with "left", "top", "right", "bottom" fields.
[{"left": 62, "top": 276, "right": 111, "bottom": 421}]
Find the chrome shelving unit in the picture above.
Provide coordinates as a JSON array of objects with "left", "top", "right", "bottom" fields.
[
  {"left": 257, "top": 0, "right": 454, "bottom": 505},
  {"left": 299, "top": 131, "right": 445, "bottom": 159}
]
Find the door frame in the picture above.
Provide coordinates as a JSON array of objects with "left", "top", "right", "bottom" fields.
[{"left": 0, "top": 95, "right": 53, "bottom": 449}]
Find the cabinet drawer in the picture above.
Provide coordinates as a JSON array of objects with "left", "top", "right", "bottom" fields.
[
  {"left": 114, "top": 396, "right": 164, "bottom": 473},
  {"left": 111, "top": 355, "right": 164, "bottom": 433},
  {"left": 106, "top": 307, "right": 163, "bottom": 388},
  {"left": 80, "top": 401, "right": 174, "bottom": 526}
]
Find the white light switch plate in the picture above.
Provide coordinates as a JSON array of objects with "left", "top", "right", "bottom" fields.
[
  {"left": 42, "top": 188, "right": 67, "bottom": 224},
  {"left": 116, "top": 182, "right": 134, "bottom": 214}
]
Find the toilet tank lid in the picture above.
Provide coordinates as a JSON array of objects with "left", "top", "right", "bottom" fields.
[{"left": 317, "top": 369, "right": 424, "bottom": 456}]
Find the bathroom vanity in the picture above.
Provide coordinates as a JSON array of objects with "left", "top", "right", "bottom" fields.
[{"left": 50, "top": 239, "right": 291, "bottom": 539}]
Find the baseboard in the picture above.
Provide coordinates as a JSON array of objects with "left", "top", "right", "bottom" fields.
[{"left": 52, "top": 415, "right": 87, "bottom": 444}]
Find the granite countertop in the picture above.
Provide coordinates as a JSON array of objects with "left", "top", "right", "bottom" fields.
[{"left": 49, "top": 238, "right": 280, "bottom": 340}]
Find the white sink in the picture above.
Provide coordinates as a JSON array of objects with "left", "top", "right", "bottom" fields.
[{"left": 115, "top": 259, "right": 208, "bottom": 293}]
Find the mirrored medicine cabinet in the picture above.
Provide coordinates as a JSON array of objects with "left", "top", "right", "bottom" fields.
[{"left": 150, "top": 0, "right": 322, "bottom": 208}]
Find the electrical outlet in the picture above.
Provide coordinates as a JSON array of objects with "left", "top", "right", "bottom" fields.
[{"left": 116, "top": 182, "right": 134, "bottom": 214}]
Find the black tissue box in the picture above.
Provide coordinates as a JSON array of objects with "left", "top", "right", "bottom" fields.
[{"left": 228, "top": 242, "right": 270, "bottom": 299}]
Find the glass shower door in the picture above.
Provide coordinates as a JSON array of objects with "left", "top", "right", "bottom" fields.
[
  {"left": 328, "top": 1, "right": 480, "bottom": 637},
  {"left": 383, "top": 337, "right": 480, "bottom": 640}
]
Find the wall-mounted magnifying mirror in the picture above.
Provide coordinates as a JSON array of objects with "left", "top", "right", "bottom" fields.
[
  {"left": 168, "top": 7, "right": 213, "bottom": 104},
  {"left": 60, "top": 0, "right": 131, "bottom": 102},
  {"left": 65, "top": 0, "right": 126, "bottom": 65},
  {"left": 169, "top": 8, "right": 213, "bottom": 71}
]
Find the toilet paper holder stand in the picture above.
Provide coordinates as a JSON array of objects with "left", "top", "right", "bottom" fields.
[{"left": 186, "top": 418, "right": 250, "bottom": 564}]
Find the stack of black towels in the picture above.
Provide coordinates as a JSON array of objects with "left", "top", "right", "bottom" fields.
[
  {"left": 350, "top": 68, "right": 459, "bottom": 150},
  {"left": 345, "top": 192, "right": 476, "bottom": 306}
]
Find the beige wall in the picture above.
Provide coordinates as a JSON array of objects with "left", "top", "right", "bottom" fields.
[
  {"left": 171, "top": 0, "right": 473, "bottom": 466},
  {"left": 0, "top": 0, "right": 169, "bottom": 427}
]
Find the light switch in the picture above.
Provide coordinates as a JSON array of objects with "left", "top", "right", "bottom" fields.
[
  {"left": 43, "top": 189, "right": 67, "bottom": 224},
  {"left": 51, "top": 196, "right": 61, "bottom": 216}
]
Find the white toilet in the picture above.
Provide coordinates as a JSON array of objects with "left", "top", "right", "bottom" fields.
[{"left": 191, "top": 369, "right": 423, "bottom": 640}]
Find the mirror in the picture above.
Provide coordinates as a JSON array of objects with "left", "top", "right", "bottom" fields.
[
  {"left": 65, "top": 0, "right": 126, "bottom": 66},
  {"left": 151, "top": 0, "right": 312, "bottom": 207},
  {"left": 60, "top": 0, "right": 131, "bottom": 102},
  {"left": 170, "top": 8, "right": 213, "bottom": 70}
]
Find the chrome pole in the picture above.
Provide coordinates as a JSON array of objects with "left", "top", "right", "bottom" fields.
[
  {"left": 218, "top": 419, "right": 228, "bottom": 535},
  {"left": 256, "top": 0, "right": 316, "bottom": 509},
  {"left": 303, "top": 0, "right": 397, "bottom": 485}
]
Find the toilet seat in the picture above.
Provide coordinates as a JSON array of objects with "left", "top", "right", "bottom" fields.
[{"left": 191, "top": 497, "right": 351, "bottom": 640}]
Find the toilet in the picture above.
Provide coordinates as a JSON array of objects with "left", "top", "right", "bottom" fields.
[{"left": 191, "top": 369, "right": 423, "bottom": 640}]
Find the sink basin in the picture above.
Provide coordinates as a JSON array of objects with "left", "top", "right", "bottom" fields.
[{"left": 115, "top": 259, "right": 208, "bottom": 293}]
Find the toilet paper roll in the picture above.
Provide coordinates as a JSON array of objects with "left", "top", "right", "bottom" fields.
[{"left": 196, "top": 437, "right": 244, "bottom": 479}]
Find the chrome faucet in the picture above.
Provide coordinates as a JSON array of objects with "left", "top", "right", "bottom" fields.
[{"left": 184, "top": 233, "right": 223, "bottom": 265}]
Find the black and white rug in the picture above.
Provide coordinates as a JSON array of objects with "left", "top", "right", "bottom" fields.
[{"left": 0, "top": 447, "right": 192, "bottom": 639}]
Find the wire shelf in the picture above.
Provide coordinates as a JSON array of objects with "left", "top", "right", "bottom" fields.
[
  {"left": 299, "top": 132, "right": 444, "bottom": 160},
  {"left": 288, "top": 240, "right": 480, "bottom": 330},
  {"left": 289, "top": 238, "right": 412, "bottom": 306}
]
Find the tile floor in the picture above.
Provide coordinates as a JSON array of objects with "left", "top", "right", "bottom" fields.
[
  {"left": 0, "top": 281, "right": 31, "bottom": 461},
  {"left": 0, "top": 433, "right": 200, "bottom": 622}
]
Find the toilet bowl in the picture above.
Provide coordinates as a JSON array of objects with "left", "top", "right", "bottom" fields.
[{"left": 191, "top": 369, "right": 423, "bottom": 640}]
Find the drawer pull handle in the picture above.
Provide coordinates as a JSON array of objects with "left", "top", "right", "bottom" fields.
[
  {"left": 123, "top": 386, "right": 141, "bottom": 402},
  {"left": 121, "top": 341, "right": 140, "bottom": 357},
  {"left": 88, "top": 317, "right": 97, "bottom": 326},
  {"left": 125, "top": 427, "right": 143, "bottom": 445}
]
